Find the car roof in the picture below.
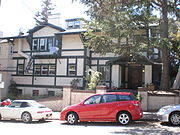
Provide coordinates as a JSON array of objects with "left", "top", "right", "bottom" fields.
[
  {"left": 13, "top": 100, "right": 36, "bottom": 103},
  {"left": 96, "top": 92, "right": 132, "bottom": 96}
]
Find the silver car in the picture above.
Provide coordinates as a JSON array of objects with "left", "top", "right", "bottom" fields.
[{"left": 157, "top": 104, "right": 180, "bottom": 126}]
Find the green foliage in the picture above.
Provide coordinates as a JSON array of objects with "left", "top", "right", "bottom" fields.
[
  {"left": 35, "top": 0, "right": 56, "bottom": 25},
  {"left": 76, "top": 0, "right": 179, "bottom": 90},
  {"left": 71, "top": 79, "right": 81, "bottom": 89},
  {"left": 86, "top": 68, "right": 102, "bottom": 90},
  {"left": 134, "top": 94, "right": 142, "bottom": 102}
]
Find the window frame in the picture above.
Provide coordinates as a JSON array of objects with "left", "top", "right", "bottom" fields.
[
  {"left": 41, "top": 65, "right": 48, "bottom": 75},
  {"left": 17, "top": 64, "right": 24, "bottom": 75}
]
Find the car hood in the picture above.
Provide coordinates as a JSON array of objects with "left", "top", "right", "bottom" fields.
[
  {"left": 63, "top": 103, "right": 80, "bottom": 111},
  {"left": 161, "top": 104, "right": 180, "bottom": 110}
]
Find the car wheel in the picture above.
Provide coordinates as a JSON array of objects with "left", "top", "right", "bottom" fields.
[
  {"left": 21, "top": 112, "right": 32, "bottom": 123},
  {"left": 67, "top": 112, "right": 78, "bottom": 125},
  {"left": 117, "top": 112, "right": 131, "bottom": 125},
  {"left": 0, "top": 114, "right": 2, "bottom": 120},
  {"left": 169, "top": 112, "right": 180, "bottom": 126}
]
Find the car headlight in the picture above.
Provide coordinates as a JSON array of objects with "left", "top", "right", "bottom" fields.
[{"left": 159, "top": 107, "right": 170, "bottom": 113}]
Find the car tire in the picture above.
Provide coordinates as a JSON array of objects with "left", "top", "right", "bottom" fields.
[
  {"left": 66, "top": 112, "right": 78, "bottom": 125},
  {"left": 117, "top": 112, "right": 131, "bottom": 125},
  {"left": 169, "top": 112, "right": 180, "bottom": 126},
  {"left": 0, "top": 114, "right": 2, "bottom": 120},
  {"left": 21, "top": 112, "right": 32, "bottom": 123}
]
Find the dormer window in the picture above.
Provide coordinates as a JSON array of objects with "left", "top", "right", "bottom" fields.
[
  {"left": 66, "top": 18, "right": 81, "bottom": 29},
  {"left": 32, "top": 37, "right": 59, "bottom": 52}
]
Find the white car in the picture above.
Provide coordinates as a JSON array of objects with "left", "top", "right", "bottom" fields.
[
  {"left": 157, "top": 104, "right": 180, "bottom": 126},
  {"left": 0, "top": 100, "right": 52, "bottom": 123}
]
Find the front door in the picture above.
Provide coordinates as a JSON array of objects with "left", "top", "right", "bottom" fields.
[
  {"left": 128, "top": 66, "right": 142, "bottom": 89},
  {"left": 121, "top": 64, "right": 143, "bottom": 89}
]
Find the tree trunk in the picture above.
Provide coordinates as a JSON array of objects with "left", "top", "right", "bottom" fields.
[{"left": 160, "top": 0, "right": 170, "bottom": 90}]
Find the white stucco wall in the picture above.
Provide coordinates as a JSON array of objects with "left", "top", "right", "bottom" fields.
[
  {"left": 13, "top": 76, "right": 32, "bottom": 85},
  {"left": 62, "top": 35, "right": 84, "bottom": 49},
  {"left": 61, "top": 51, "right": 84, "bottom": 56},
  {"left": 145, "top": 65, "right": 152, "bottom": 85},
  {"left": 34, "top": 77, "right": 54, "bottom": 85},
  {"left": 111, "top": 65, "right": 119, "bottom": 87},
  {"left": 33, "top": 26, "right": 60, "bottom": 37},
  {"left": 56, "top": 59, "right": 67, "bottom": 75},
  {"left": 77, "top": 59, "right": 84, "bottom": 76}
]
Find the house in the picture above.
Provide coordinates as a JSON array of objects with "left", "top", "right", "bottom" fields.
[{"left": 0, "top": 18, "right": 162, "bottom": 98}]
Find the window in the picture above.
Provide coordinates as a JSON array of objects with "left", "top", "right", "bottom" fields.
[
  {"left": 17, "top": 64, "right": 24, "bottom": 75},
  {"left": 67, "top": 21, "right": 74, "bottom": 29},
  {"left": 49, "top": 65, "right": 55, "bottom": 75},
  {"left": 40, "top": 38, "right": 46, "bottom": 51},
  {"left": 33, "top": 90, "right": 39, "bottom": 96},
  {"left": 74, "top": 21, "right": 80, "bottom": 28},
  {"left": 32, "top": 37, "right": 59, "bottom": 52},
  {"left": 48, "top": 91, "right": 55, "bottom": 96},
  {"left": 47, "top": 38, "right": 53, "bottom": 48},
  {"left": 10, "top": 45, "right": 13, "bottom": 54},
  {"left": 9, "top": 102, "right": 22, "bottom": 108},
  {"left": 67, "top": 21, "right": 81, "bottom": 29},
  {"left": 41, "top": 65, "right": 48, "bottom": 75},
  {"left": 68, "top": 65, "right": 76, "bottom": 76},
  {"left": 32, "top": 39, "right": 38, "bottom": 51},
  {"left": 101, "top": 95, "right": 117, "bottom": 103},
  {"left": 117, "top": 95, "right": 133, "bottom": 101},
  {"left": 34, "top": 65, "right": 41, "bottom": 75},
  {"left": 20, "top": 102, "right": 30, "bottom": 108},
  {"left": 84, "top": 95, "right": 101, "bottom": 105},
  {"left": 99, "top": 66, "right": 110, "bottom": 81}
]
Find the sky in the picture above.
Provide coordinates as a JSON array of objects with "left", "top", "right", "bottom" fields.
[{"left": 0, "top": 0, "right": 88, "bottom": 37}]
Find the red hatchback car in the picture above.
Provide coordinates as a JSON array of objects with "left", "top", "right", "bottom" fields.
[{"left": 60, "top": 92, "right": 143, "bottom": 125}]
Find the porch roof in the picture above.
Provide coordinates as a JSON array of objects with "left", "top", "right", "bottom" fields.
[{"left": 106, "top": 54, "right": 154, "bottom": 65}]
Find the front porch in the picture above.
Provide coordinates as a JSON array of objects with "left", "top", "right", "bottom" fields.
[{"left": 107, "top": 54, "right": 161, "bottom": 90}]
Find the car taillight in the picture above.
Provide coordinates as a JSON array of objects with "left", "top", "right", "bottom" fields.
[
  {"left": 133, "top": 101, "right": 140, "bottom": 107},
  {"left": 37, "top": 111, "right": 44, "bottom": 113},
  {"left": 37, "top": 111, "right": 52, "bottom": 113}
]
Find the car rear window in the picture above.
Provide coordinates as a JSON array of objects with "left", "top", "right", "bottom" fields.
[
  {"left": 117, "top": 95, "right": 134, "bottom": 101},
  {"left": 101, "top": 95, "right": 117, "bottom": 103}
]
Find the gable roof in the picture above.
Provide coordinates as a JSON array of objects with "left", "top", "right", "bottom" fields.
[
  {"left": 106, "top": 53, "right": 154, "bottom": 65},
  {"left": 28, "top": 22, "right": 65, "bottom": 34}
]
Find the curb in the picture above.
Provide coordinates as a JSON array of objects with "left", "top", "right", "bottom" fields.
[{"left": 49, "top": 112, "right": 158, "bottom": 121}]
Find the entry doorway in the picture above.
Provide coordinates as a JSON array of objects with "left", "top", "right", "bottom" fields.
[{"left": 121, "top": 64, "right": 143, "bottom": 89}]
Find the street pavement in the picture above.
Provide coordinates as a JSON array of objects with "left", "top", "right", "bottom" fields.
[
  {"left": 51, "top": 111, "right": 159, "bottom": 121},
  {"left": 0, "top": 112, "right": 179, "bottom": 135}
]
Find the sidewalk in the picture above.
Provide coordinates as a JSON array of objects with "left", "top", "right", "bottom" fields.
[
  {"left": 141, "top": 112, "right": 158, "bottom": 121},
  {"left": 50, "top": 111, "right": 158, "bottom": 121}
]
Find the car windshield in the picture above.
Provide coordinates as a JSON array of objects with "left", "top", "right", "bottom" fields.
[{"left": 29, "top": 101, "right": 46, "bottom": 108}]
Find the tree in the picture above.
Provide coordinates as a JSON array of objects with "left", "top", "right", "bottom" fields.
[
  {"left": 75, "top": 0, "right": 179, "bottom": 90},
  {"left": 35, "top": 0, "right": 56, "bottom": 25}
]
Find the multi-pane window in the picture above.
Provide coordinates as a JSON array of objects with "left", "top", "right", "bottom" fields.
[
  {"left": 17, "top": 64, "right": 24, "bottom": 75},
  {"left": 67, "top": 21, "right": 81, "bottom": 29},
  {"left": 33, "top": 90, "right": 39, "bottom": 96},
  {"left": 40, "top": 38, "right": 46, "bottom": 51},
  {"left": 10, "top": 45, "right": 13, "bottom": 54},
  {"left": 32, "top": 39, "right": 38, "bottom": 51},
  {"left": 98, "top": 66, "right": 110, "bottom": 81},
  {"left": 32, "top": 37, "right": 59, "bottom": 52},
  {"left": 68, "top": 65, "right": 76, "bottom": 76},
  {"left": 34, "top": 64, "right": 55, "bottom": 75},
  {"left": 49, "top": 65, "right": 55, "bottom": 75},
  {"left": 41, "top": 65, "right": 48, "bottom": 75},
  {"left": 34, "top": 65, "right": 41, "bottom": 75}
]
